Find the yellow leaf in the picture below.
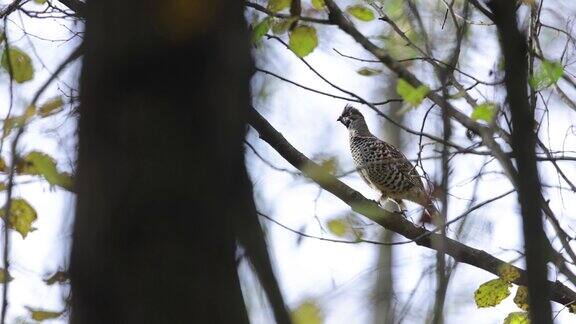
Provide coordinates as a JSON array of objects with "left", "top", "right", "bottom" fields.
[
  {"left": 474, "top": 278, "right": 511, "bottom": 308},
  {"left": 38, "top": 97, "right": 64, "bottom": 117},
  {"left": 0, "top": 198, "right": 38, "bottom": 239},
  {"left": 268, "top": 0, "right": 291, "bottom": 13},
  {"left": 326, "top": 218, "right": 348, "bottom": 237},
  {"left": 0, "top": 158, "right": 7, "bottom": 172},
  {"left": 0, "top": 268, "right": 12, "bottom": 283},
  {"left": 17, "top": 151, "right": 74, "bottom": 191},
  {"left": 25, "top": 307, "right": 63, "bottom": 321},
  {"left": 44, "top": 271, "right": 69, "bottom": 285},
  {"left": 498, "top": 263, "right": 520, "bottom": 282},
  {"left": 289, "top": 25, "right": 318, "bottom": 57},
  {"left": 24, "top": 105, "right": 36, "bottom": 120},
  {"left": 1, "top": 47, "right": 34, "bottom": 83},
  {"left": 513, "top": 286, "right": 529, "bottom": 311},
  {"left": 311, "top": 0, "right": 325, "bottom": 10},
  {"left": 503, "top": 311, "right": 530, "bottom": 324},
  {"left": 346, "top": 5, "right": 375, "bottom": 21},
  {"left": 292, "top": 300, "right": 323, "bottom": 324}
]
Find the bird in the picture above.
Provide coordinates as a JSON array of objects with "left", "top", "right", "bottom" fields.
[{"left": 337, "top": 104, "right": 438, "bottom": 220}]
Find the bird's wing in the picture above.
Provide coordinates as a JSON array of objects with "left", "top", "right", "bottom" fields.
[{"left": 365, "top": 137, "right": 424, "bottom": 190}]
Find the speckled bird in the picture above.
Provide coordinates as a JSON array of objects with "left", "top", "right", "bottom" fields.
[{"left": 337, "top": 105, "right": 438, "bottom": 218}]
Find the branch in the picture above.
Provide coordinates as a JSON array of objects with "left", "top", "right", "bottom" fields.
[
  {"left": 247, "top": 106, "right": 576, "bottom": 307},
  {"left": 245, "top": 1, "right": 332, "bottom": 25}
]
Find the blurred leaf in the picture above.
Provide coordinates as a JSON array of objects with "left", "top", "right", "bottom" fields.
[
  {"left": 326, "top": 218, "right": 347, "bottom": 237},
  {"left": 0, "top": 268, "right": 12, "bottom": 283},
  {"left": 25, "top": 307, "right": 63, "bottom": 321},
  {"left": 268, "top": 0, "right": 291, "bottom": 13},
  {"left": 471, "top": 102, "right": 497, "bottom": 122},
  {"left": 396, "top": 79, "right": 429, "bottom": 107},
  {"left": 0, "top": 198, "right": 38, "bottom": 239},
  {"left": 2, "top": 115, "right": 26, "bottom": 139},
  {"left": 357, "top": 67, "right": 381, "bottom": 76},
  {"left": 34, "top": 0, "right": 47, "bottom": 4},
  {"left": 319, "top": 157, "right": 337, "bottom": 175},
  {"left": 272, "top": 17, "right": 298, "bottom": 35},
  {"left": 289, "top": 25, "right": 318, "bottom": 57},
  {"left": 17, "top": 151, "right": 74, "bottom": 191},
  {"left": 252, "top": 17, "right": 272, "bottom": 45},
  {"left": 311, "top": 0, "right": 325, "bottom": 10},
  {"left": 346, "top": 5, "right": 375, "bottom": 21},
  {"left": 38, "top": 96, "right": 64, "bottom": 117},
  {"left": 570, "top": 304, "right": 576, "bottom": 314},
  {"left": 0, "top": 157, "right": 6, "bottom": 172},
  {"left": 513, "top": 286, "right": 529, "bottom": 311},
  {"left": 474, "top": 278, "right": 511, "bottom": 308},
  {"left": 1, "top": 47, "right": 34, "bottom": 83},
  {"left": 529, "top": 60, "right": 563, "bottom": 90},
  {"left": 292, "top": 299, "right": 323, "bottom": 324},
  {"left": 498, "top": 263, "right": 520, "bottom": 282},
  {"left": 503, "top": 312, "right": 530, "bottom": 324},
  {"left": 44, "top": 271, "right": 69, "bottom": 285}
]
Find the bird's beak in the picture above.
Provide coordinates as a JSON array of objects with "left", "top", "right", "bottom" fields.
[{"left": 337, "top": 115, "right": 343, "bottom": 124}]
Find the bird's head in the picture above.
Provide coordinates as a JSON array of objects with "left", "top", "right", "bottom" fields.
[{"left": 337, "top": 104, "right": 364, "bottom": 128}]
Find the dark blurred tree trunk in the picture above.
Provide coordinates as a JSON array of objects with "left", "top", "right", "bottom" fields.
[
  {"left": 69, "top": 1, "right": 266, "bottom": 323},
  {"left": 488, "top": 1, "right": 552, "bottom": 323}
]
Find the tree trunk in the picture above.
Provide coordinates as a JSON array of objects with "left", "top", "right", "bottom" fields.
[{"left": 70, "top": 1, "right": 254, "bottom": 322}]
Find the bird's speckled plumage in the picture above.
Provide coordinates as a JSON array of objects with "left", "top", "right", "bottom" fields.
[{"left": 338, "top": 105, "right": 436, "bottom": 215}]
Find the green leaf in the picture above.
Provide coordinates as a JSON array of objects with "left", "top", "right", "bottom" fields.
[
  {"left": 0, "top": 198, "right": 38, "bottom": 239},
  {"left": 38, "top": 96, "right": 64, "bottom": 117},
  {"left": 396, "top": 79, "right": 429, "bottom": 107},
  {"left": 471, "top": 102, "right": 497, "bottom": 122},
  {"left": 0, "top": 268, "right": 12, "bottom": 283},
  {"left": 346, "top": 5, "right": 375, "bottom": 21},
  {"left": 252, "top": 17, "right": 272, "bottom": 45},
  {"left": 503, "top": 312, "right": 530, "bottom": 324},
  {"left": 17, "top": 151, "right": 74, "bottom": 191},
  {"left": 529, "top": 60, "right": 563, "bottom": 90},
  {"left": 498, "top": 263, "right": 520, "bottom": 282},
  {"left": 268, "top": 0, "right": 291, "bottom": 13},
  {"left": 292, "top": 300, "right": 323, "bottom": 324},
  {"left": 357, "top": 67, "right": 382, "bottom": 76},
  {"left": 25, "top": 307, "right": 63, "bottom": 321},
  {"left": 474, "top": 278, "right": 512, "bottom": 308},
  {"left": 289, "top": 25, "right": 318, "bottom": 57},
  {"left": 513, "top": 286, "right": 529, "bottom": 311},
  {"left": 44, "top": 271, "right": 69, "bottom": 285},
  {"left": 311, "top": 0, "right": 325, "bottom": 10},
  {"left": 1, "top": 47, "right": 34, "bottom": 83},
  {"left": 326, "top": 218, "right": 348, "bottom": 237},
  {"left": 34, "top": 0, "right": 47, "bottom": 4},
  {"left": 271, "top": 17, "right": 298, "bottom": 35}
]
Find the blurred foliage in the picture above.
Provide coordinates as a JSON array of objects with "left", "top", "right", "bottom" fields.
[
  {"left": 471, "top": 102, "right": 497, "bottom": 122},
  {"left": 0, "top": 198, "right": 38, "bottom": 239},
  {"left": 396, "top": 79, "right": 429, "bottom": 107},
  {"left": 503, "top": 311, "right": 530, "bottom": 324},
  {"left": 498, "top": 263, "right": 520, "bottom": 282},
  {"left": 346, "top": 5, "right": 375, "bottom": 21},
  {"left": 1, "top": 47, "right": 34, "bottom": 83},
  {"left": 292, "top": 299, "right": 323, "bottom": 324},
  {"left": 0, "top": 268, "right": 12, "bottom": 283},
  {"left": 38, "top": 96, "right": 65, "bottom": 118},
  {"left": 44, "top": 271, "right": 69, "bottom": 286},
  {"left": 474, "top": 278, "right": 511, "bottom": 308},
  {"left": 357, "top": 67, "right": 382, "bottom": 76},
  {"left": 252, "top": 17, "right": 272, "bottom": 44},
  {"left": 268, "top": 0, "right": 291, "bottom": 13},
  {"left": 529, "top": 60, "right": 563, "bottom": 91},
  {"left": 513, "top": 286, "right": 529, "bottom": 311},
  {"left": 17, "top": 151, "right": 74, "bottom": 191},
  {"left": 311, "top": 0, "right": 325, "bottom": 10},
  {"left": 289, "top": 25, "right": 318, "bottom": 57},
  {"left": 24, "top": 307, "right": 63, "bottom": 322}
]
